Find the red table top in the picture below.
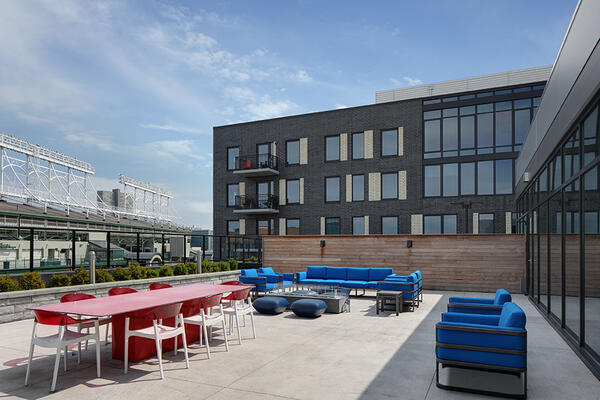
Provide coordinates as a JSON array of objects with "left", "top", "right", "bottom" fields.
[{"left": 30, "top": 284, "right": 252, "bottom": 317}]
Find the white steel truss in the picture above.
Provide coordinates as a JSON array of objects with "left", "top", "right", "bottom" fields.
[{"left": 0, "top": 133, "right": 174, "bottom": 224}]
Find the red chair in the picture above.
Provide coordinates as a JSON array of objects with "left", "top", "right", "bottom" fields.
[
  {"left": 222, "top": 288, "right": 255, "bottom": 345},
  {"left": 124, "top": 303, "right": 189, "bottom": 379},
  {"left": 220, "top": 281, "right": 244, "bottom": 303},
  {"left": 108, "top": 287, "right": 138, "bottom": 296},
  {"left": 183, "top": 294, "right": 229, "bottom": 358},
  {"left": 149, "top": 282, "right": 173, "bottom": 290},
  {"left": 60, "top": 293, "right": 111, "bottom": 349},
  {"left": 25, "top": 310, "right": 101, "bottom": 392}
]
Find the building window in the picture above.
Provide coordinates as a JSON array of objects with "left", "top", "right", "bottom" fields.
[
  {"left": 325, "top": 135, "right": 340, "bottom": 161},
  {"left": 381, "top": 216, "right": 398, "bottom": 235},
  {"left": 496, "top": 159, "right": 513, "bottom": 194},
  {"left": 325, "top": 217, "right": 340, "bottom": 234},
  {"left": 286, "top": 218, "right": 300, "bottom": 235},
  {"left": 477, "top": 161, "right": 494, "bottom": 195},
  {"left": 228, "top": 147, "right": 239, "bottom": 170},
  {"left": 461, "top": 162, "right": 475, "bottom": 195},
  {"left": 325, "top": 176, "right": 340, "bottom": 202},
  {"left": 424, "top": 215, "right": 457, "bottom": 234},
  {"left": 443, "top": 163, "right": 458, "bottom": 196},
  {"left": 352, "top": 217, "right": 365, "bottom": 235},
  {"left": 479, "top": 213, "right": 494, "bottom": 233},
  {"left": 257, "top": 220, "right": 274, "bottom": 235},
  {"left": 352, "top": 132, "right": 364, "bottom": 159},
  {"left": 381, "top": 172, "right": 398, "bottom": 199},
  {"left": 352, "top": 174, "right": 364, "bottom": 201},
  {"left": 381, "top": 129, "right": 398, "bottom": 157},
  {"left": 257, "top": 143, "right": 272, "bottom": 167},
  {"left": 424, "top": 119, "right": 441, "bottom": 158},
  {"left": 227, "top": 220, "right": 240, "bottom": 235},
  {"left": 287, "top": 179, "right": 300, "bottom": 204},
  {"left": 425, "top": 165, "right": 441, "bottom": 196},
  {"left": 227, "top": 184, "right": 238, "bottom": 207},
  {"left": 286, "top": 140, "right": 300, "bottom": 165}
]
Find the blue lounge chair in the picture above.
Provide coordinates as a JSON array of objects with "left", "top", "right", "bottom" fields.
[
  {"left": 435, "top": 302, "right": 527, "bottom": 399},
  {"left": 377, "top": 273, "right": 420, "bottom": 312},
  {"left": 447, "top": 289, "right": 512, "bottom": 315},
  {"left": 386, "top": 270, "right": 423, "bottom": 303},
  {"left": 258, "top": 267, "right": 294, "bottom": 291},
  {"left": 239, "top": 269, "right": 278, "bottom": 295}
]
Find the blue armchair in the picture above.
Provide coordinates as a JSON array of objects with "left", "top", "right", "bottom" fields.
[
  {"left": 259, "top": 267, "right": 294, "bottom": 291},
  {"left": 239, "top": 269, "right": 278, "bottom": 295},
  {"left": 377, "top": 273, "right": 420, "bottom": 312},
  {"left": 447, "top": 289, "right": 512, "bottom": 315},
  {"left": 435, "top": 302, "right": 527, "bottom": 399},
  {"left": 386, "top": 270, "right": 423, "bottom": 304}
]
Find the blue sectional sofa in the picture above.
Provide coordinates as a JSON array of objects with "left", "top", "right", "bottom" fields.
[
  {"left": 259, "top": 267, "right": 294, "bottom": 290},
  {"left": 435, "top": 302, "right": 527, "bottom": 398},
  {"left": 447, "top": 288, "right": 512, "bottom": 315},
  {"left": 296, "top": 266, "right": 394, "bottom": 292}
]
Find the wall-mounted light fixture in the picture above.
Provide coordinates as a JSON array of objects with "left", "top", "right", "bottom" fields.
[
  {"left": 407, "top": 240, "right": 413, "bottom": 248},
  {"left": 320, "top": 240, "right": 326, "bottom": 248}
]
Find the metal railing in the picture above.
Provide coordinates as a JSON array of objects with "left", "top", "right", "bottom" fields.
[
  {"left": 0, "top": 226, "right": 262, "bottom": 274},
  {"left": 234, "top": 154, "right": 279, "bottom": 171},
  {"left": 235, "top": 194, "right": 279, "bottom": 210}
]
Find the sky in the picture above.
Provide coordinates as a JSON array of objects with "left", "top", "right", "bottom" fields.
[{"left": 0, "top": 0, "right": 577, "bottom": 228}]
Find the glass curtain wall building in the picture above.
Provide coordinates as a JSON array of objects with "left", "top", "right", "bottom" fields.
[{"left": 515, "top": 0, "right": 600, "bottom": 377}]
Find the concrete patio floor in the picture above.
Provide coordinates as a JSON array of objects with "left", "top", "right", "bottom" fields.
[{"left": 0, "top": 291, "right": 598, "bottom": 399}]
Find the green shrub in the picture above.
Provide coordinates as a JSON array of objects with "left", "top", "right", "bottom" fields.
[
  {"left": 201, "top": 261, "right": 219, "bottom": 273},
  {"left": 19, "top": 272, "right": 46, "bottom": 290},
  {"left": 95, "top": 269, "right": 114, "bottom": 283},
  {"left": 70, "top": 268, "right": 90, "bottom": 285},
  {"left": 112, "top": 267, "right": 132, "bottom": 281},
  {"left": 185, "top": 262, "right": 198, "bottom": 274},
  {"left": 0, "top": 275, "right": 20, "bottom": 292},
  {"left": 244, "top": 256, "right": 259, "bottom": 263},
  {"left": 227, "top": 259, "right": 239, "bottom": 270},
  {"left": 48, "top": 274, "right": 70, "bottom": 287},
  {"left": 142, "top": 267, "right": 159, "bottom": 279},
  {"left": 158, "top": 265, "right": 173, "bottom": 277},
  {"left": 218, "top": 261, "right": 230, "bottom": 272},
  {"left": 128, "top": 262, "right": 144, "bottom": 279},
  {"left": 173, "top": 263, "right": 187, "bottom": 276}
]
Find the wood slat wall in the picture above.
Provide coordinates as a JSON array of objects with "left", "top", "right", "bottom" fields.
[{"left": 263, "top": 234, "right": 526, "bottom": 293}]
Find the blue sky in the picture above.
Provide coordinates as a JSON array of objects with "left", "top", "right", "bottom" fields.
[{"left": 0, "top": 0, "right": 577, "bottom": 228}]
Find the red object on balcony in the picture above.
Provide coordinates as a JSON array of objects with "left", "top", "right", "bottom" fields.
[
  {"left": 243, "top": 159, "right": 252, "bottom": 169},
  {"left": 30, "top": 283, "right": 253, "bottom": 362}
]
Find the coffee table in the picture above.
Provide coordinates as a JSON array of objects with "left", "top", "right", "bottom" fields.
[{"left": 264, "top": 286, "right": 350, "bottom": 314}]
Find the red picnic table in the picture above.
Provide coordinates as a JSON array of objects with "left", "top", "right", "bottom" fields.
[{"left": 30, "top": 283, "right": 252, "bottom": 362}]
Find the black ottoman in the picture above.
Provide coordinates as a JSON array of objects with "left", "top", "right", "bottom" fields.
[
  {"left": 291, "top": 299, "right": 327, "bottom": 318},
  {"left": 253, "top": 296, "right": 289, "bottom": 314}
]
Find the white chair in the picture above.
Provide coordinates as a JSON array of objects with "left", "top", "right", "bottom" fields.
[
  {"left": 25, "top": 310, "right": 101, "bottom": 392},
  {"left": 124, "top": 303, "right": 189, "bottom": 379},
  {"left": 60, "top": 293, "right": 111, "bottom": 349},
  {"left": 183, "top": 293, "right": 229, "bottom": 358},
  {"left": 222, "top": 288, "right": 256, "bottom": 345}
]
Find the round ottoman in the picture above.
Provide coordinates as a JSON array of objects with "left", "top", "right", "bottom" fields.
[
  {"left": 291, "top": 299, "right": 327, "bottom": 318},
  {"left": 253, "top": 297, "right": 289, "bottom": 314},
  {"left": 291, "top": 290, "right": 317, "bottom": 295}
]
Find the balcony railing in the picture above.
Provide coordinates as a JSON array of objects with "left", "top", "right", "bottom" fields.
[
  {"left": 233, "top": 154, "right": 279, "bottom": 177},
  {"left": 234, "top": 194, "right": 279, "bottom": 214}
]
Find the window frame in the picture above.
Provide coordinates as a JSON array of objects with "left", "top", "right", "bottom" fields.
[
  {"left": 227, "top": 220, "right": 240, "bottom": 235},
  {"left": 325, "top": 176, "right": 341, "bottom": 203},
  {"left": 285, "top": 139, "right": 300, "bottom": 166},
  {"left": 352, "top": 216, "right": 365, "bottom": 235},
  {"left": 381, "top": 172, "right": 398, "bottom": 200},
  {"left": 478, "top": 213, "right": 495, "bottom": 234},
  {"left": 352, "top": 132, "right": 365, "bottom": 160},
  {"left": 325, "top": 217, "right": 341, "bottom": 235},
  {"left": 227, "top": 183, "right": 239, "bottom": 207},
  {"left": 286, "top": 218, "right": 300, "bottom": 235},
  {"left": 381, "top": 216, "right": 398, "bottom": 235},
  {"left": 286, "top": 179, "right": 301, "bottom": 204},
  {"left": 325, "top": 135, "right": 340, "bottom": 162},
  {"left": 352, "top": 174, "right": 365, "bottom": 202},
  {"left": 227, "top": 146, "right": 239, "bottom": 171},
  {"left": 381, "top": 129, "right": 398, "bottom": 157}
]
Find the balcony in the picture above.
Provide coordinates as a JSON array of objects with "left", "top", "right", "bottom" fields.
[
  {"left": 233, "top": 194, "right": 279, "bottom": 214},
  {"left": 233, "top": 154, "right": 279, "bottom": 177}
]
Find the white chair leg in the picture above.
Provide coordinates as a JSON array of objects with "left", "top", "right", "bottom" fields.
[
  {"left": 173, "top": 334, "right": 177, "bottom": 356},
  {"left": 250, "top": 311, "right": 256, "bottom": 339},
  {"left": 199, "top": 325, "right": 203, "bottom": 346},
  {"left": 51, "top": 326, "right": 64, "bottom": 392},
  {"left": 179, "top": 315, "right": 189, "bottom": 369},
  {"left": 25, "top": 322, "right": 37, "bottom": 386},
  {"left": 154, "top": 323, "right": 164, "bottom": 380},
  {"left": 94, "top": 321, "right": 101, "bottom": 378},
  {"left": 234, "top": 311, "right": 242, "bottom": 345},
  {"left": 202, "top": 322, "right": 210, "bottom": 359},
  {"left": 105, "top": 322, "right": 110, "bottom": 344},
  {"left": 221, "top": 315, "right": 229, "bottom": 352},
  {"left": 124, "top": 318, "right": 129, "bottom": 374}
]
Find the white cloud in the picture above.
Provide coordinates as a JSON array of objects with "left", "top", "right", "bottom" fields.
[
  {"left": 225, "top": 86, "right": 256, "bottom": 102},
  {"left": 403, "top": 76, "right": 423, "bottom": 86},
  {"left": 290, "top": 70, "right": 313, "bottom": 83},
  {"left": 187, "top": 201, "right": 212, "bottom": 214},
  {"left": 64, "top": 132, "right": 115, "bottom": 152},
  {"left": 242, "top": 96, "right": 297, "bottom": 120},
  {"left": 141, "top": 139, "right": 209, "bottom": 162},
  {"left": 139, "top": 123, "right": 207, "bottom": 135}
]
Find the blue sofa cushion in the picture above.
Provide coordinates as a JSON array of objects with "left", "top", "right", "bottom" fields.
[
  {"left": 318, "top": 279, "right": 345, "bottom": 286},
  {"left": 326, "top": 267, "right": 347, "bottom": 280},
  {"left": 290, "top": 299, "right": 327, "bottom": 318},
  {"left": 241, "top": 269, "right": 258, "bottom": 277},
  {"left": 253, "top": 297, "right": 288, "bottom": 314},
  {"left": 341, "top": 280, "right": 368, "bottom": 288},
  {"left": 437, "top": 347, "right": 526, "bottom": 369},
  {"left": 366, "top": 281, "right": 380, "bottom": 288},
  {"left": 347, "top": 268, "right": 369, "bottom": 281},
  {"left": 498, "top": 302, "right": 526, "bottom": 328},
  {"left": 307, "top": 266, "right": 327, "bottom": 279},
  {"left": 368, "top": 268, "right": 393, "bottom": 281},
  {"left": 299, "top": 278, "right": 326, "bottom": 285},
  {"left": 259, "top": 267, "right": 275, "bottom": 275},
  {"left": 415, "top": 270, "right": 422, "bottom": 281},
  {"left": 494, "top": 289, "right": 512, "bottom": 305},
  {"left": 250, "top": 282, "right": 277, "bottom": 291},
  {"left": 447, "top": 304, "right": 502, "bottom": 315}
]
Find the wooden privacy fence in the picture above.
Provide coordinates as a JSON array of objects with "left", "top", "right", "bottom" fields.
[{"left": 262, "top": 234, "right": 526, "bottom": 293}]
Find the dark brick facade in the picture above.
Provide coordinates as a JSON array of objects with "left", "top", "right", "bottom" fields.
[{"left": 213, "top": 86, "right": 543, "bottom": 236}]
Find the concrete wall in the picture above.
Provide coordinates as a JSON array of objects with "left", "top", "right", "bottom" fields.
[{"left": 0, "top": 270, "right": 241, "bottom": 324}]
